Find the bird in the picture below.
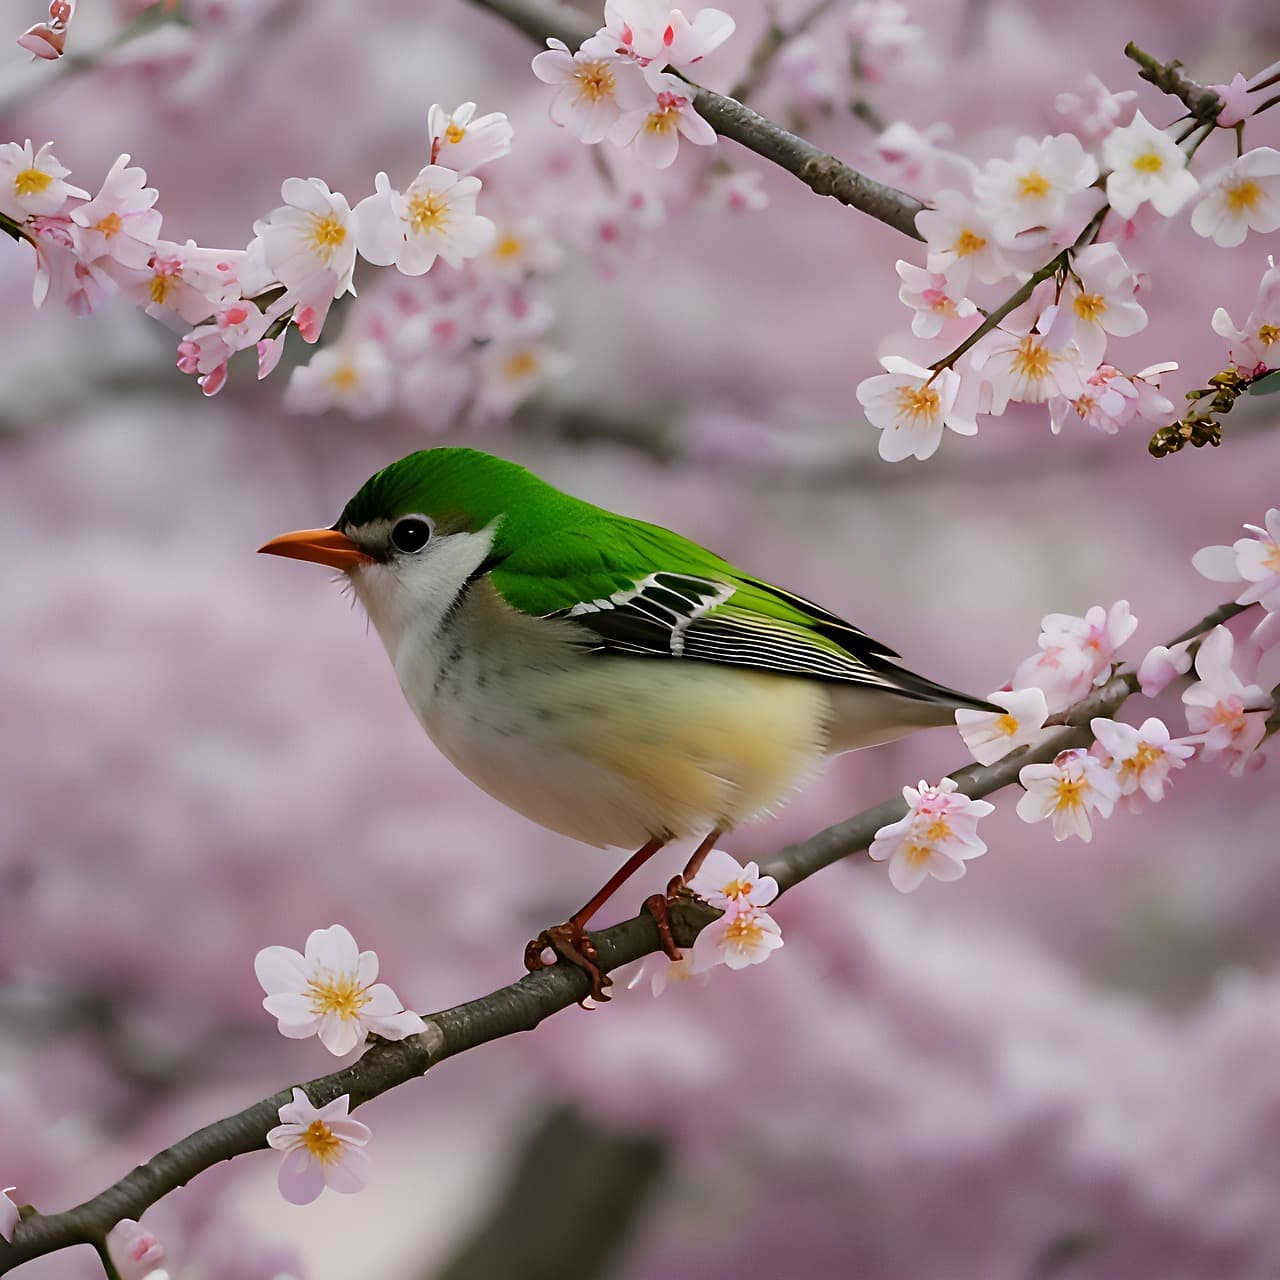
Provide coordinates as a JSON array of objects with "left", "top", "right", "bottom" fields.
[{"left": 260, "top": 447, "right": 998, "bottom": 998}]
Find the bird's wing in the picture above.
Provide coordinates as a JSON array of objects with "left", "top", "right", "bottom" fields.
[{"left": 488, "top": 518, "right": 981, "bottom": 703}]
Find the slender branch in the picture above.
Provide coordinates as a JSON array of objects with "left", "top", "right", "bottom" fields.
[
  {"left": 0, "top": 598, "right": 1256, "bottom": 1274},
  {"left": 1123, "top": 42, "right": 1223, "bottom": 125},
  {"left": 463, "top": 0, "right": 926, "bottom": 240},
  {"left": 730, "top": 0, "right": 840, "bottom": 102}
]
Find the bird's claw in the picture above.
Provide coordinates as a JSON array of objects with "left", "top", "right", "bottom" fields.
[
  {"left": 642, "top": 893, "right": 684, "bottom": 962},
  {"left": 524, "top": 922, "right": 612, "bottom": 1003}
]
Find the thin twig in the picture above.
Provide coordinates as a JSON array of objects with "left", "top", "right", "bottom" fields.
[
  {"left": 0, "top": 598, "right": 1256, "bottom": 1273},
  {"left": 1123, "top": 42, "right": 1223, "bottom": 125}
]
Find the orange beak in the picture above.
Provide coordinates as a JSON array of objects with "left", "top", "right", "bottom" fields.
[{"left": 258, "top": 527, "right": 375, "bottom": 571}]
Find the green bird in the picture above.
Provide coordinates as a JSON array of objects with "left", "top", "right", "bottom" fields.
[{"left": 261, "top": 448, "right": 997, "bottom": 998}]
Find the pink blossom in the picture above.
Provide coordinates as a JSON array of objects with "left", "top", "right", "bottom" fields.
[
  {"left": 847, "top": 0, "right": 919, "bottom": 79},
  {"left": 609, "top": 73, "right": 716, "bottom": 169},
  {"left": 1102, "top": 111, "right": 1199, "bottom": 219},
  {"left": 255, "top": 922, "right": 426, "bottom": 1055},
  {"left": 17, "top": 22, "right": 67, "bottom": 59},
  {"left": 580, "top": 0, "right": 735, "bottom": 70},
  {"left": 955, "top": 687, "right": 1049, "bottom": 765},
  {"left": 472, "top": 340, "right": 570, "bottom": 420},
  {"left": 1207, "top": 73, "right": 1252, "bottom": 128},
  {"left": 856, "top": 358, "right": 975, "bottom": 461},
  {"left": 895, "top": 259, "right": 978, "bottom": 340},
  {"left": 627, "top": 952, "right": 709, "bottom": 996},
  {"left": 1211, "top": 260, "right": 1280, "bottom": 370},
  {"left": 69, "top": 154, "right": 161, "bottom": 273},
  {"left": 700, "top": 169, "right": 768, "bottom": 215},
  {"left": 1182, "top": 626, "right": 1271, "bottom": 775},
  {"left": 27, "top": 213, "right": 107, "bottom": 315},
  {"left": 687, "top": 848, "right": 778, "bottom": 911},
  {"left": 1054, "top": 242, "right": 1148, "bottom": 366},
  {"left": 1138, "top": 640, "right": 1193, "bottom": 696},
  {"left": 972, "top": 133, "right": 1100, "bottom": 249},
  {"left": 1192, "top": 508, "right": 1280, "bottom": 617},
  {"left": 428, "top": 102, "right": 513, "bottom": 173},
  {"left": 266, "top": 1089, "right": 371, "bottom": 1205},
  {"left": 105, "top": 1219, "right": 166, "bottom": 1280},
  {"left": 117, "top": 239, "right": 243, "bottom": 327},
  {"left": 868, "top": 777, "right": 994, "bottom": 892},
  {"left": 1191, "top": 148, "right": 1280, "bottom": 248},
  {"left": 915, "top": 188, "right": 1012, "bottom": 290},
  {"left": 869, "top": 121, "right": 974, "bottom": 193},
  {"left": 1016, "top": 748, "right": 1120, "bottom": 841},
  {"left": 1014, "top": 601, "right": 1137, "bottom": 713},
  {"left": 1047, "top": 362, "right": 1174, "bottom": 436},
  {"left": 253, "top": 176, "right": 356, "bottom": 300},
  {"left": 0, "top": 140, "right": 87, "bottom": 222},
  {"left": 1090, "top": 716, "right": 1196, "bottom": 806},
  {"left": 532, "top": 39, "right": 640, "bottom": 144},
  {"left": 976, "top": 324, "right": 1090, "bottom": 415},
  {"left": 689, "top": 907, "right": 784, "bottom": 971},
  {"left": 1054, "top": 74, "right": 1137, "bottom": 147}
]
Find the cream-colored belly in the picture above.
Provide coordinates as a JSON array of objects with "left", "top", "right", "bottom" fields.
[{"left": 393, "top": 588, "right": 833, "bottom": 849}]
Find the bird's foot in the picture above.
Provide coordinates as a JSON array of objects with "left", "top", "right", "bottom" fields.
[
  {"left": 642, "top": 892, "right": 684, "bottom": 962},
  {"left": 524, "top": 922, "right": 612, "bottom": 1003}
]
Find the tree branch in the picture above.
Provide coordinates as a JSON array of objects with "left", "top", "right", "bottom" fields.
[
  {"left": 463, "top": 0, "right": 926, "bottom": 240},
  {"left": 1123, "top": 42, "right": 1223, "bottom": 125},
  {"left": 0, "top": 597, "right": 1255, "bottom": 1274}
]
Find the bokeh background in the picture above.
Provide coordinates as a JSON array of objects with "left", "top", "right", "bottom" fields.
[{"left": 3, "top": 0, "right": 1280, "bottom": 1277}]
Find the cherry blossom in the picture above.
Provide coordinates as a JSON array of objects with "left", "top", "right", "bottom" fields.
[
  {"left": 627, "top": 952, "right": 709, "bottom": 996},
  {"left": 1091, "top": 716, "right": 1196, "bottom": 806},
  {"left": 609, "top": 72, "right": 716, "bottom": 169},
  {"left": 915, "top": 188, "right": 1012, "bottom": 290},
  {"left": 28, "top": 213, "right": 106, "bottom": 314},
  {"left": 972, "top": 133, "right": 1100, "bottom": 249},
  {"left": 1, "top": 1188, "right": 17, "bottom": 1243},
  {"left": 856, "top": 358, "right": 975, "bottom": 462},
  {"left": 1047, "top": 362, "right": 1173, "bottom": 436},
  {"left": 473, "top": 339, "right": 571, "bottom": 420},
  {"left": 1138, "top": 640, "right": 1194, "bottom": 697},
  {"left": 1182, "top": 626, "right": 1271, "bottom": 775},
  {"left": 1054, "top": 74, "right": 1137, "bottom": 148},
  {"left": 254, "top": 923, "right": 426, "bottom": 1056},
  {"left": 428, "top": 102, "right": 514, "bottom": 173},
  {"left": 1211, "top": 260, "right": 1280, "bottom": 370},
  {"left": 1193, "top": 509, "right": 1280, "bottom": 618},
  {"left": 1014, "top": 601, "right": 1138, "bottom": 713},
  {"left": 484, "top": 216, "right": 565, "bottom": 280},
  {"left": 119, "top": 238, "right": 243, "bottom": 326},
  {"left": 1054, "top": 242, "right": 1148, "bottom": 366},
  {"left": 689, "top": 907, "right": 784, "bottom": 971},
  {"left": 253, "top": 177, "right": 356, "bottom": 300},
  {"left": 1101, "top": 110, "right": 1199, "bottom": 219},
  {"left": 1207, "top": 73, "right": 1252, "bottom": 128},
  {"left": 701, "top": 170, "right": 768, "bottom": 215},
  {"left": 266, "top": 1089, "right": 371, "bottom": 1205},
  {"left": 177, "top": 300, "right": 270, "bottom": 397},
  {"left": 0, "top": 140, "right": 86, "bottom": 222},
  {"left": 17, "top": 1, "right": 73, "bottom": 60},
  {"left": 895, "top": 259, "right": 978, "bottom": 340},
  {"left": 687, "top": 849, "right": 778, "bottom": 912},
  {"left": 69, "top": 154, "right": 161, "bottom": 271},
  {"left": 580, "top": 0, "right": 735, "bottom": 70},
  {"left": 977, "top": 324, "right": 1089, "bottom": 415},
  {"left": 847, "top": 0, "right": 919, "bottom": 78},
  {"left": 868, "top": 777, "right": 994, "bottom": 892},
  {"left": 955, "top": 687, "right": 1049, "bottom": 765},
  {"left": 354, "top": 167, "right": 495, "bottom": 276},
  {"left": 105, "top": 1219, "right": 167, "bottom": 1280},
  {"left": 1191, "top": 148, "right": 1280, "bottom": 247},
  {"left": 532, "top": 39, "right": 640, "bottom": 144},
  {"left": 1016, "top": 748, "right": 1120, "bottom": 841}
]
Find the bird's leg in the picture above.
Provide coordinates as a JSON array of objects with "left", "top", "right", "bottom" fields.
[
  {"left": 525, "top": 837, "right": 666, "bottom": 1002},
  {"left": 642, "top": 828, "right": 726, "bottom": 964}
]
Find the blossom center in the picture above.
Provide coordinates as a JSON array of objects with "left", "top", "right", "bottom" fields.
[
  {"left": 493, "top": 234, "right": 523, "bottom": 260},
  {"left": 1258, "top": 324, "right": 1278, "bottom": 346},
  {"left": 93, "top": 211, "right": 123, "bottom": 239},
  {"left": 301, "top": 1119, "right": 343, "bottom": 1164},
  {"left": 1224, "top": 180, "right": 1262, "bottom": 214},
  {"left": 1073, "top": 292, "right": 1107, "bottom": 321},
  {"left": 446, "top": 122, "right": 466, "bottom": 144},
  {"left": 1012, "top": 335, "right": 1052, "bottom": 381},
  {"left": 306, "top": 971, "right": 370, "bottom": 1018},
  {"left": 1131, "top": 150, "right": 1164, "bottom": 174},
  {"left": 924, "top": 817, "right": 952, "bottom": 843},
  {"left": 1264, "top": 540, "right": 1280, "bottom": 573},
  {"left": 893, "top": 382, "right": 940, "bottom": 421},
  {"left": 408, "top": 192, "right": 449, "bottom": 234},
  {"left": 573, "top": 60, "right": 616, "bottom": 104},
  {"left": 1053, "top": 775, "right": 1086, "bottom": 810},
  {"left": 504, "top": 350, "right": 539, "bottom": 379},
  {"left": 721, "top": 877, "right": 754, "bottom": 900},
  {"left": 954, "top": 228, "right": 986, "bottom": 257},
  {"left": 1120, "top": 741, "right": 1162, "bottom": 781},
  {"left": 1018, "top": 170, "right": 1051, "bottom": 199},
  {"left": 309, "top": 211, "right": 347, "bottom": 254},
  {"left": 995, "top": 712, "right": 1019, "bottom": 737},
  {"left": 903, "top": 841, "right": 933, "bottom": 867},
  {"left": 14, "top": 167, "right": 52, "bottom": 196},
  {"left": 723, "top": 915, "right": 765, "bottom": 949}
]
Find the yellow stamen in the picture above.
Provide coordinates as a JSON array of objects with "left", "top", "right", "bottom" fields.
[
  {"left": 1053, "top": 775, "right": 1086, "bottom": 811},
  {"left": 721, "top": 877, "right": 755, "bottom": 900},
  {"left": 1264, "top": 540, "right": 1280, "bottom": 573},
  {"left": 301, "top": 1120, "right": 344, "bottom": 1164},
  {"left": 924, "top": 817, "right": 953, "bottom": 843},
  {"left": 504, "top": 350, "right": 538, "bottom": 379},
  {"left": 954, "top": 229, "right": 986, "bottom": 257},
  {"left": 14, "top": 167, "right": 52, "bottom": 197},
  {"left": 1018, "top": 170, "right": 1051, "bottom": 199},
  {"left": 1012, "top": 335, "right": 1052, "bottom": 381},
  {"left": 309, "top": 211, "right": 347, "bottom": 254},
  {"left": 893, "top": 382, "right": 940, "bottom": 422},
  {"left": 1224, "top": 180, "right": 1262, "bottom": 214},
  {"left": 1258, "top": 324, "right": 1279, "bottom": 347},
  {"left": 93, "top": 212, "right": 122, "bottom": 239},
  {"left": 645, "top": 110, "right": 677, "bottom": 135},
  {"left": 306, "top": 971, "right": 369, "bottom": 1016},
  {"left": 572, "top": 61, "right": 616, "bottom": 105},
  {"left": 1073, "top": 292, "right": 1107, "bottom": 322},
  {"left": 723, "top": 915, "right": 765, "bottom": 948},
  {"left": 408, "top": 192, "right": 449, "bottom": 234},
  {"left": 445, "top": 122, "right": 466, "bottom": 144},
  {"left": 995, "top": 712, "right": 1019, "bottom": 737},
  {"left": 149, "top": 275, "right": 174, "bottom": 305},
  {"left": 903, "top": 841, "right": 933, "bottom": 867},
  {"left": 1119, "top": 741, "right": 1162, "bottom": 783},
  {"left": 493, "top": 234, "right": 523, "bottom": 260},
  {"left": 1131, "top": 150, "right": 1164, "bottom": 174}
]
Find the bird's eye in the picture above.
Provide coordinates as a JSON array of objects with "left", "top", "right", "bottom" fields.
[{"left": 390, "top": 516, "right": 433, "bottom": 554}]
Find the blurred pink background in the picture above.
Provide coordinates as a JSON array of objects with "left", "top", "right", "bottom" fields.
[{"left": 3, "top": 0, "right": 1280, "bottom": 1276}]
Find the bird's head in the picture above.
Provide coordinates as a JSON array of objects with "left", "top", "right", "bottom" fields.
[{"left": 259, "top": 448, "right": 587, "bottom": 656}]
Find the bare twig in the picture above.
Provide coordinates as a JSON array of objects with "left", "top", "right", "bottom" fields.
[
  {"left": 1123, "top": 42, "right": 1223, "bottom": 125},
  {"left": 0, "top": 598, "right": 1256, "bottom": 1274}
]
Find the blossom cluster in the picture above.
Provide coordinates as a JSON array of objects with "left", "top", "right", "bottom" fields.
[
  {"left": 630, "top": 849, "right": 783, "bottom": 994},
  {"left": 0, "top": 108, "right": 569, "bottom": 426},
  {"left": 856, "top": 60, "right": 1280, "bottom": 462},
  {"left": 868, "top": 777, "right": 994, "bottom": 892},
  {"left": 530, "top": 0, "right": 731, "bottom": 169}
]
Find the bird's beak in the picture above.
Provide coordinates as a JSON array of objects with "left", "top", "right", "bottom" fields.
[{"left": 258, "top": 527, "right": 374, "bottom": 571}]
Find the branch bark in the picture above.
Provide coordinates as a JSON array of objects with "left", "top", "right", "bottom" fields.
[
  {"left": 464, "top": 0, "right": 926, "bottom": 240},
  {"left": 0, "top": 598, "right": 1253, "bottom": 1274},
  {"left": 1123, "top": 42, "right": 1224, "bottom": 124}
]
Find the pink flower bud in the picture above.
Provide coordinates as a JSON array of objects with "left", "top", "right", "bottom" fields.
[
  {"left": 17, "top": 23, "right": 66, "bottom": 59},
  {"left": 48, "top": 0, "right": 74, "bottom": 25},
  {"left": 105, "top": 1219, "right": 165, "bottom": 1280}
]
